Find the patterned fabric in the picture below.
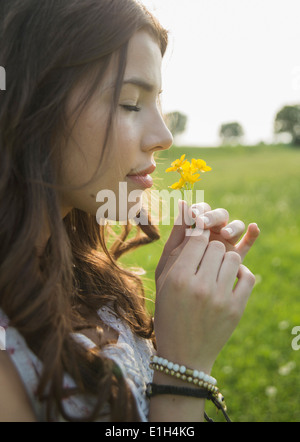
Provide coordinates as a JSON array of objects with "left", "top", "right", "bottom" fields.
[{"left": 0, "top": 306, "right": 155, "bottom": 422}]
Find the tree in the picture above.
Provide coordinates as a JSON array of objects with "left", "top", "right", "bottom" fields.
[
  {"left": 219, "top": 122, "right": 244, "bottom": 145},
  {"left": 164, "top": 111, "right": 188, "bottom": 141},
  {"left": 274, "top": 105, "right": 300, "bottom": 146}
]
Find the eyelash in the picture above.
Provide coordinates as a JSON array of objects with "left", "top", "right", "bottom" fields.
[{"left": 121, "top": 105, "right": 141, "bottom": 113}]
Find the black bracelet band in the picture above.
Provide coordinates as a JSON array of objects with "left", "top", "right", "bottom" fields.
[
  {"left": 146, "top": 383, "right": 210, "bottom": 400},
  {"left": 146, "top": 383, "right": 232, "bottom": 423}
]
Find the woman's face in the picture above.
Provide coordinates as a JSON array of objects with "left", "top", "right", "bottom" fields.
[{"left": 59, "top": 30, "right": 173, "bottom": 222}]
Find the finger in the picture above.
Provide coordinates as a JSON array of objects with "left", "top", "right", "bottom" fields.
[
  {"left": 234, "top": 264, "right": 256, "bottom": 309},
  {"left": 235, "top": 223, "right": 260, "bottom": 261},
  {"left": 217, "top": 251, "right": 242, "bottom": 295},
  {"left": 196, "top": 241, "right": 226, "bottom": 282},
  {"left": 156, "top": 200, "right": 211, "bottom": 282},
  {"left": 220, "top": 220, "right": 246, "bottom": 245},
  {"left": 190, "top": 202, "right": 212, "bottom": 220},
  {"left": 174, "top": 227, "right": 211, "bottom": 276},
  {"left": 164, "top": 199, "right": 188, "bottom": 250},
  {"left": 155, "top": 200, "right": 187, "bottom": 282},
  {"left": 158, "top": 228, "right": 211, "bottom": 287},
  {"left": 156, "top": 236, "right": 191, "bottom": 289},
  {"left": 191, "top": 208, "right": 229, "bottom": 232}
]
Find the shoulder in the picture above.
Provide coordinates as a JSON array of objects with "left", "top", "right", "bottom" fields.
[
  {"left": 0, "top": 309, "right": 37, "bottom": 421},
  {"left": 0, "top": 350, "right": 36, "bottom": 422}
]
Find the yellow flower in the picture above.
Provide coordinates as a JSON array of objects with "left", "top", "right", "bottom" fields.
[
  {"left": 178, "top": 161, "right": 202, "bottom": 185},
  {"left": 169, "top": 171, "right": 201, "bottom": 190},
  {"left": 169, "top": 177, "right": 186, "bottom": 190},
  {"left": 165, "top": 154, "right": 187, "bottom": 173},
  {"left": 191, "top": 158, "right": 212, "bottom": 173},
  {"left": 181, "top": 161, "right": 196, "bottom": 175},
  {"left": 181, "top": 161, "right": 192, "bottom": 173},
  {"left": 166, "top": 155, "right": 212, "bottom": 206},
  {"left": 181, "top": 171, "right": 201, "bottom": 184}
]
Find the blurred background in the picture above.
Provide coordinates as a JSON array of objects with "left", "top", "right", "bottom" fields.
[
  {"left": 119, "top": 0, "right": 300, "bottom": 422},
  {"left": 142, "top": 0, "right": 300, "bottom": 147}
]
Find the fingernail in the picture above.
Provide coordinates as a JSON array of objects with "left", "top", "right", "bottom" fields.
[
  {"left": 192, "top": 208, "right": 201, "bottom": 217},
  {"left": 201, "top": 216, "right": 211, "bottom": 226},
  {"left": 224, "top": 227, "right": 233, "bottom": 235}
]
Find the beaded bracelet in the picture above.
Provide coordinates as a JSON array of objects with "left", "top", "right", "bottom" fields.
[{"left": 150, "top": 355, "right": 218, "bottom": 394}]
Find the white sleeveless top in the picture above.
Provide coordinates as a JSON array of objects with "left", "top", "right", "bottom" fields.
[{"left": 0, "top": 306, "right": 155, "bottom": 422}]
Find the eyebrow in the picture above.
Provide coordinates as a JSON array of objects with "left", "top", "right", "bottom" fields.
[{"left": 122, "top": 77, "right": 160, "bottom": 93}]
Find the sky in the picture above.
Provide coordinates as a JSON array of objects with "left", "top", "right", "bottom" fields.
[{"left": 140, "top": 0, "right": 300, "bottom": 146}]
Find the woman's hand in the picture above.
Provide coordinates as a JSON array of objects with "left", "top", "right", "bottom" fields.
[
  {"left": 155, "top": 200, "right": 260, "bottom": 288},
  {"left": 190, "top": 202, "right": 260, "bottom": 259},
  {"left": 153, "top": 199, "right": 259, "bottom": 373},
  {"left": 154, "top": 223, "right": 256, "bottom": 374}
]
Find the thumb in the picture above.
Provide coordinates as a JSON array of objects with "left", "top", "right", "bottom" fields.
[
  {"left": 162, "top": 199, "right": 190, "bottom": 254},
  {"left": 155, "top": 199, "right": 189, "bottom": 284}
]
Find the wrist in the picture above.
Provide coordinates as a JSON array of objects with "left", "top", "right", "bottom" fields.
[
  {"left": 153, "top": 370, "right": 194, "bottom": 387},
  {"left": 150, "top": 355, "right": 217, "bottom": 391},
  {"left": 154, "top": 350, "right": 214, "bottom": 375},
  {"left": 149, "top": 355, "right": 230, "bottom": 423}
]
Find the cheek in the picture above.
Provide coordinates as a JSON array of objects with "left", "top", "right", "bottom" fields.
[
  {"left": 62, "top": 113, "right": 109, "bottom": 186},
  {"left": 113, "top": 115, "right": 142, "bottom": 160},
  {"left": 79, "top": 107, "right": 108, "bottom": 162}
]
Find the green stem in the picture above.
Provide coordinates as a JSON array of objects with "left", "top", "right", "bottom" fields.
[{"left": 186, "top": 184, "right": 194, "bottom": 208}]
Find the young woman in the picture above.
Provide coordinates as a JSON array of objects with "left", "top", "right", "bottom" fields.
[{"left": 0, "top": 0, "right": 260, "bottom": 422}]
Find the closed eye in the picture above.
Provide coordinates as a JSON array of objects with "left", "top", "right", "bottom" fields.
[{"left": 121, "top": 105, "right": 141, "bottom": 112}]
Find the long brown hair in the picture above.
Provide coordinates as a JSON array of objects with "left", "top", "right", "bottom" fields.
[{"left": 0, "top": 0, "right": 168, "bottom": 421}]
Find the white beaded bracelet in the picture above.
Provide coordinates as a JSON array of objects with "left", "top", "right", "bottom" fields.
[{"left": 150, "top": 355, "right": 218, "bottom": 393}]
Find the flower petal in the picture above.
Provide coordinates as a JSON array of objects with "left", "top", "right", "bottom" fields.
[{"left": 165, "top": 166, "right": 177, "bottom": 173}]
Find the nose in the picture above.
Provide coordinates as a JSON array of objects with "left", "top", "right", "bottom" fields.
[{"left": 142, "top": 110, "right": 173, "bottom": 153}]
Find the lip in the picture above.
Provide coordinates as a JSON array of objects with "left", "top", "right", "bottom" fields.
[
  {"left": 127, "top": 163, "right": 156, "bottom": 189},
  {"left": 127, "top": 163, "right": 156, "bottom": 177}
]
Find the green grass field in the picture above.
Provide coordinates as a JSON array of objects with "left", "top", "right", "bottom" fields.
[{"left": 119, "top": 144, "right": 300, "bottom": 422}]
